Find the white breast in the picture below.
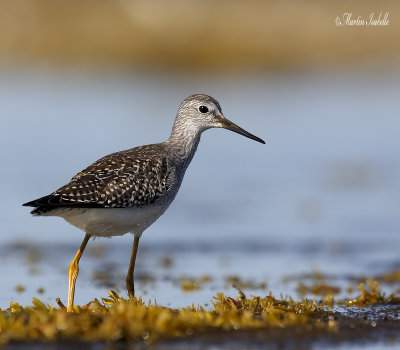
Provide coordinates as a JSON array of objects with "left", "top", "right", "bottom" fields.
[{"left": 43, "top": 205, "right": 169, "bottom": 237}]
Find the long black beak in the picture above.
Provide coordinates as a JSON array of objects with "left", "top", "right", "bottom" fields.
[{"left": 217, "top": 116, "right": 265, "bottom": 144}]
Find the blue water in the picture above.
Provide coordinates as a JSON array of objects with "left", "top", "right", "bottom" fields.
[{"left": 0, "top": 67, "right": 399, "bottom": 328}]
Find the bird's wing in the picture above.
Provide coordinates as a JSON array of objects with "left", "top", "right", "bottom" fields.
[{"left": 23, "top": 146, "right": 174, "bottom": 209}]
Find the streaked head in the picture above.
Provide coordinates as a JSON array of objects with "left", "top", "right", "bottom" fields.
[{"left": 177, "top": 94, "right": 265, "bottom": 144}]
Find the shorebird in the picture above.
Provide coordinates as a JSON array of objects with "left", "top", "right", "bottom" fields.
[{"left": 23, "top": 94, "right": 265, "bottom": 312}]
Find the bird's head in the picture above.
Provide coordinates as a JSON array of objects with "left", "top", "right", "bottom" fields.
[{"left": 176, "top": 94, "right": 265, "bottom": 144}]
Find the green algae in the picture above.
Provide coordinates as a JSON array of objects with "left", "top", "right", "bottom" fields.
[{"left": 1, "top": 278, "right": 399, "bottom": 345}]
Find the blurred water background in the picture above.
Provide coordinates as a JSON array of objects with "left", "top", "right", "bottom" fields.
[{"left": 0, "top": 3, "right": 399, "bottom": 347}]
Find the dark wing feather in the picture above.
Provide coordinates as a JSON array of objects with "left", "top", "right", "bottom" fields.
[{"left": 23, "top": 145, "right": 173, "bottom": 213}]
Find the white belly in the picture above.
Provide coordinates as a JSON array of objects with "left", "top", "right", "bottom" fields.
[{"left": 43, "top": 205, "right": 168, "bottom": 237}]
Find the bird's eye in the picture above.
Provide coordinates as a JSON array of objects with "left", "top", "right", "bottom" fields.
[{"left": 199, "top": 105, "right": 208, "bottom": 113}]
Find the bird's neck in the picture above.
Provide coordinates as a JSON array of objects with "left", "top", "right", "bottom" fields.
[{"left": 166, "top": 120, "right": 202, "bottom": 170}]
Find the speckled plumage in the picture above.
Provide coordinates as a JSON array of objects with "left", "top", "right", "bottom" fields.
[{"left": 27, "top": 145, "right": 174, "bottom": 212}]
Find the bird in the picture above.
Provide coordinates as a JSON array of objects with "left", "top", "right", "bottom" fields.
[{"left": 23, "top": 94, "right": 265, "bottom": 312}]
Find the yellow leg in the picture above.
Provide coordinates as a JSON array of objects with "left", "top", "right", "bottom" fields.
[
  {"left": 126, "top": 236, "right": 140, "bottom": 299},
  {"left": 67, "top": 233, "right": 91, "bottom": 312}
]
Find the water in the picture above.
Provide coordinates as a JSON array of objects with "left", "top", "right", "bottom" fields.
[{"left": 0, "top": 66, "right": 399, "bottom": 348}]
